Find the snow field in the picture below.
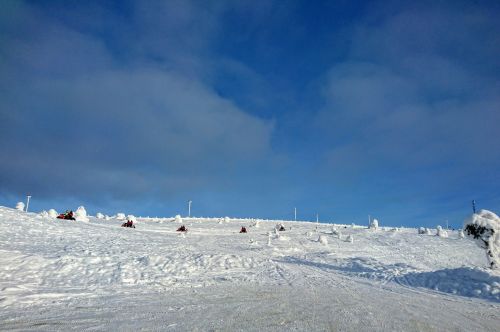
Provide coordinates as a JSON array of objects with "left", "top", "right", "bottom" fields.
[{"left": 1, "top": 206, "right": 500, "bottom": 330}]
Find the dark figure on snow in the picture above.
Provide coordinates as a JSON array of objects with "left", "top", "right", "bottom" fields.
[
  {"left": 57, "top": 210, "right": 75, "bottom": 220},
  {"left": 121, "top": 220, "right": 135, "bottom": 228},
  {"left": 240, "top": 227, "right": 247, "bottom": 233},
  {"left": 177, "top": 225, "right": 187, "bottom": 232}
]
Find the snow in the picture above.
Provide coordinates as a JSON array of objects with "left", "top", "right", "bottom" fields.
[
  {"left": 464, "top": 209, "right": 500, "bottom": 269},
  {"left": 15, "top": 202, "right": 24, "bottom": 211},
  {"left": 96, "top": 212, "right": 104, "bottom": 219},
  {"left": 48, "top": 208, "right": 58, "bottom": 218},
  {"left": 436, "top": 225, "right": 448, "bottom": 238},
  {"left": 0, "top": 206, "right": 499, "bottom": 331},
  {"left": 74, "top": 206, "right": 89, "bottom": 222},
  {"left": 174, "top": 214, "right": 183, "bottom": 223},
  {"left": 370, "top": 218, "right": 379, "bottom": 230}
]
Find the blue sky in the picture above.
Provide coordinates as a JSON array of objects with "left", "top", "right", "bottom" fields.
[{"left": 1, "top": 0, "right": 499, "bottom": 227}]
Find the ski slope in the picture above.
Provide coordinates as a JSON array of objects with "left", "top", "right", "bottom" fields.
[{"left": 0, "top": 206, "right": 499, "bottom": 331}]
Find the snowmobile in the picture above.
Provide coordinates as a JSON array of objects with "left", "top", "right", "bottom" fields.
[
  {"left": 121, "top": 220, "right": 135, "bottom": 228},
  {"left": 57, "top": 211, "right": 75, "bottom": 220}
]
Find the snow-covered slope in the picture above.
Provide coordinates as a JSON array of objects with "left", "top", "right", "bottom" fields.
[{"left": 0, "top": 206, "right": 499, "bottom": 331}]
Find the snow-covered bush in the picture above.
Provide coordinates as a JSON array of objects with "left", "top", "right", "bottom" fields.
[
  {"left": 116, "top": 213, "right": 126, "bottom": 220},
  {"left": 346, "top": 235, "right": 354, "bottom": 243},
  {"left": 75, "top": 206, "right": 89, "bottom": 222},
  {"left": 436, "top": 225, "right": 448, "bottom": 238},
  {"left": 39, "top": 210, "right": 49, "bottom": 218},
  {"left": 15, "top": 202, "right": 25, "bottom": 211},
  {"left": 96, "top": 212, "right": 104, "bottom": 219},
  {"left": 318, "top": 235, "right": 328, "bottom": 245},
  {"left": 48, "top": 209, "right": 58, "bottom": 218},
  {"left": 370, "top": 219, "right": 379, "bottom": 230},
  {"left": 464, "top": 209, "right": 500, "bottom": 269},
  {"left": 175, "top": 214, "right": 183, "bottom": 223}
]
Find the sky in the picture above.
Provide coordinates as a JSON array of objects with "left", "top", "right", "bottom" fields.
[{"left": 1, "top": 0, "right": 499, "bottom": 228}]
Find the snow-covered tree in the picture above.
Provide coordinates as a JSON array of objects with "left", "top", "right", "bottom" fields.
[
  {"left": 116, "top": 213, "right": 126, "bottom": 220},
  {"left": 464, "top": 209, "right": 500, "bottom": 269},
  {"left": 15, "top": 202, "right": 25, "bottom": 211},
  {"left": 436, "top": 225, "right": 448, "bottom": 238},
  {"left": 75, "top": 206, "right": 89, "bottom": 222},
  {"left": 370, "top": 219, "right": 379, "bottom": 230},
  {"left": 175, "top": 215, "right": 183, "bottom": 223},
  {"left": 96, "top": 212, "right": 105, "bottom": 219}
]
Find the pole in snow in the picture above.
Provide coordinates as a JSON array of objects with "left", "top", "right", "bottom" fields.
[
  {"left": 368, "top": 214, "right": 371, "bottom": 227},
  {"left": 316, "top": 213, "right": 319, "bottom": 223},
  {"left": 446, "top": 219, "right": 449, "bottom": 230},
  {"left": 472, "top": 200, "right": 476, "bottom": 214},
  {"left": 188, "top": 200, "right": 192, "bottom": 217},
  {"left": 294, "top": 207, "right": 297, "bottom": 221},
  {"left": 25, "top": 195, "right": 31, "bottom": 213}
]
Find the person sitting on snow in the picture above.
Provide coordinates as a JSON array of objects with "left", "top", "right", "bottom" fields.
[{"left": 240, "top": 227, "right": 247, "bottom": 233}]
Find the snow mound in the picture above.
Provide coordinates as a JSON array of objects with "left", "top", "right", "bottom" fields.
[
  {"left": 175, "top": 215, "right": 183, "bottom": 223},
  {"left": 318, "top": 235, "right": 328, "bottom": 245},
  {"left": 15, "top": 202, "right": 25, "bottom": 211},
  {"left": 48, "top": 209, "right": 58, "bottom": 218},
  {"left": 397, "top": 267, "right": 500, "bottom": 302},
  {"left": 370, "top": 219, "right": 379, "bottom": 230},
  {"left": 74, "top": 206, "right": 89, "bottom": 222},
  {"left": 436, "top": 226, "right": 448, "bottom": 238},
  {"left": 116, "top": 213, "right": 126, "bottom": 220},
  {"left": 464, "top": 209, "right": 500, "bottom": 269},
  {"left": 96, "top": 212, "right": 104, "bottom": 219}
]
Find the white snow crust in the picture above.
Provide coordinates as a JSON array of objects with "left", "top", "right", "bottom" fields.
[{"left": 0, "top": 206, "right": 499, "bottom": 331}]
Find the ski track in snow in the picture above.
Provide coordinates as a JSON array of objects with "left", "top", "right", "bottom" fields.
[{"left": 0, "top": 206, "right": 499, "bottom": 331}]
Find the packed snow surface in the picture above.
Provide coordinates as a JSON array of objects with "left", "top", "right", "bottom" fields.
[{"left": 1, "top": 206, "right": 499, "bottom": 331}]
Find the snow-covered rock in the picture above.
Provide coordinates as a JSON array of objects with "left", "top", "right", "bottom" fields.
[
  {"left": 96, "top": 212, "right": 104, "bottom": 219},
  {"left": 436, "top": 225, "right": 448, "bottom": 238},
  {"left": 464, "top": 209, "right": 500, "bottom": 269},
  {"left": 175, "top": 215, "right": 183, "bottom": 223},
  {"left": 116, "top": 213, "right": 126, "bottom": 220},
  {"left": 15, "top": 202, "right": 25, "bottom": 211},
  {"left": 370, "top": 219, "right": 379, "bottom": 230},
  {"left": 74, "top": 206, "right": 89, "bottom": 222},
  {"left": 48, "top": 209, "right": 58, "bottom": 218}
]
